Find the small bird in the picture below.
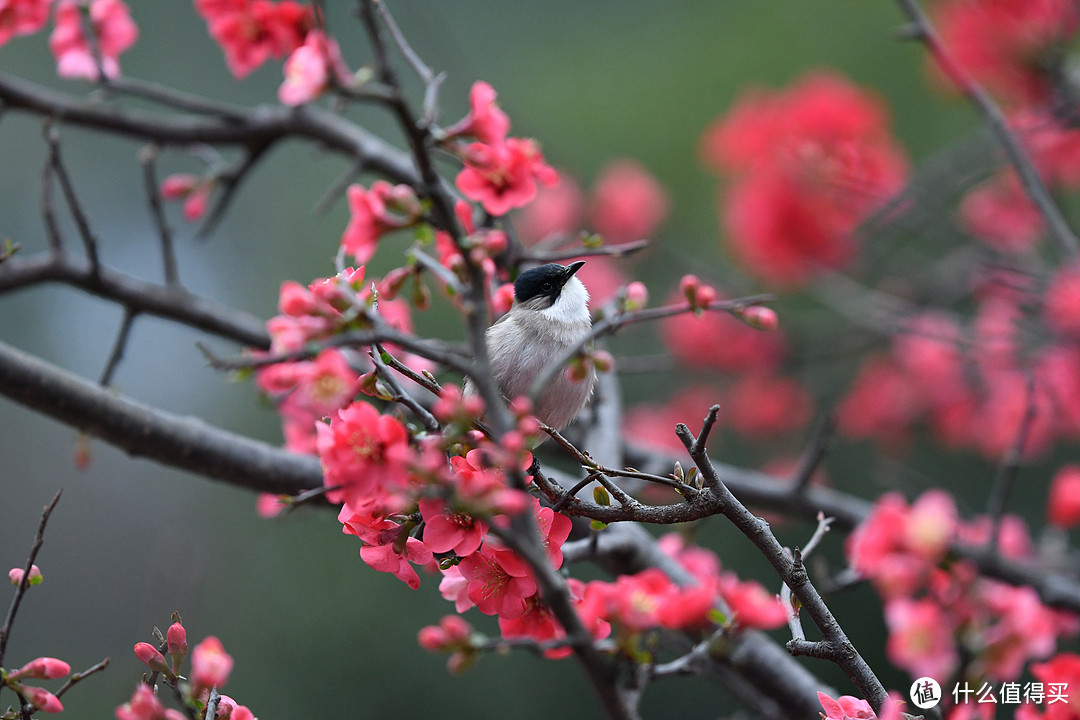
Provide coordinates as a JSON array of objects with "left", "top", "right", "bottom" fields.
[{"left": 481, "top": 261, "right": 595, "bottom": 431}]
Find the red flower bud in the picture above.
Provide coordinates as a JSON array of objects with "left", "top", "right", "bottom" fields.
[
  {"left": 739, "top": 305, "right": 778, "bottom": 331},
  {"left": 134, "top": 642, "right": 171, "bottom": 675}
]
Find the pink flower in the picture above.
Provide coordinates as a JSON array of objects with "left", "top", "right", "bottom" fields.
[
  {"left": 1048, "top": 465, "right": 1080, "bottom": 528},
  {"left": 195, "top": 0, "right": 313, "bottom": 78},
  {"left": 438, "top": 565, "right": 474, "bottom": 613},
  {"left": 289, "top": 348, "right": 359, "bottom": 416},
  {"left": 278, "top": 30, "right": 348, "bottom": 105},
  {"left": 455, "top": 137, "right": 559, "bottom": 216},
  {"left": 316, "top": 400, "right": 413, "bottom": 511},
  {"left": 655, "top": 582, "right": 717, "bottom": 631},
  {"left": 360, "top": 536, "right": 433, "bottom": 590},
  {"left": 190, "top": 636, "right": 233, "bottom": 691},
  {"left": 341, "top": 181, "right": 420, "bottom": 262},
  {"left": 717, "top": 574, "right": 787, "bottom": 629},
  {"left": 534, "top": 503, "right": 572, "bottom": 568},
  {"left": 817, "top": 691, "right": 876, "bottom": 720},
  {"left": 50, "top": 0, "right": 138, "bottom": 81},
  {"left": 418, "top": 498, "right": 487, "bottom": 557},
  {"left": 0, "top": 0, "right": 50, "bottom": 46},
  {"left": 702, "top": 73, "right": 907, "bottom": 287},
  {"left": 8, "top": 563, "right": 42, "bottom": 586},
  {"left": 9, "top": 657, "right": 70, "bottom": 680},
  {"left": 846, "top": 490, "right": 957, "bottom": 597},
  {"left": 588, "top": 159, "right": 668, "bottom": 243},
  {"left": 884, "top": 596, "right": 958, "bottom": 681},
  {"left": 443, "top": 81, "right": 511, "bottom": 145},
  {"left": 457, "top": 544, "right": 538, "bottom": 619}
]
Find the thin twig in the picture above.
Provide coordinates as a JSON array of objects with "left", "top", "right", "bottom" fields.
[
  {"left": 139, "top": 145, "right": 179, "bottom": 286},
  {"left": 529, "top": 296, "right": 774, "bottom": 401},
  {"left": 55, "top": 657, "right": 110, "bottom": 699},
  {"left": 99, "top": 308, "right": 138, "bottom": 386},
  {"left": 0, "top": 491, "right": 62, "bottom": 665},
  {"left": 370, "top": 343, "right": 440, "bottom": 432},
  {"left": 196, "top": 143, "right": 271, "bottom": 239},
  {"left": 314, "top": 158, "right": 367, "bottom": 215},
  {"left": 44, "top": 124, "right": 101, "bottom": 274},
  {"left": 521, "top": 239, "right": 650, "bottom": 263},
  {"left": 790, "top": 411, "right": 836, "bottom": 493}
]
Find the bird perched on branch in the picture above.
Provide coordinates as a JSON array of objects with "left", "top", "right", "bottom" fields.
[{"left": 479, "top": 261, "right": 595, "bottom": 431}]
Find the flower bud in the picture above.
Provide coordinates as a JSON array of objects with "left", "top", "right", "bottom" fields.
[
  {"left": 22, "top": 686, "right": 63, "bottom": 713},
  {"left": 167, "top": 623, "right": 188, "bottom": 666},
  {"left": 591, "top": 349, "right": 614, "bottom": 373},
  {"left": 679, "top": 274, "right": 700, "bottom": 304},
  {"left": 10, "top": 657, "right": 70, "bottom": 680},
  {"left": 695, "top": 285, "right": 717, "bottom": 308},
  {"left": 624, "top": 281, "right": 648, "bottom": 311},
  {"left": 160, "top": 174, "right": 198, "bottom": 199},
  {"left": 738, "top": 305, "right": 778, "bottom": 331},
  {"left": 9, "top": 564, "right": 42, "bottom": 586},
  {"left": 134, "top": 642, "right": 171, "bottom": 675}
]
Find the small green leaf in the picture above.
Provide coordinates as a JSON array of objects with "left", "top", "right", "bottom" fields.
[
  {"left": 593, "top": 485, "right": 611, "bottom": 506},
  {"left": 590, "top": 519, "right": 607, "bottom": 531}
]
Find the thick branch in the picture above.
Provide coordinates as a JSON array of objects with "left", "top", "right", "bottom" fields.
[
  {"left": 0, "top": 252, "right": 269, "bottom": 348},
  {"left": 0, "top": 339, "right": 321, "bottom": 495}
]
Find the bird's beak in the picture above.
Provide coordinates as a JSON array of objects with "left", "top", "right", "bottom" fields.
[{"left": 565, "top": 261, "right": 585, "bottom": 278}]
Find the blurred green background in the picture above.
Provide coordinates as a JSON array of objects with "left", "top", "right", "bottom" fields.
[{"left": 0, "top": 1, "right": 1059, "bottom": 717}]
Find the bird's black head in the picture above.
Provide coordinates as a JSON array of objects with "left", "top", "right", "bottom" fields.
[{"left": 513, "top": 261, "right": 585, "bottom": 306}]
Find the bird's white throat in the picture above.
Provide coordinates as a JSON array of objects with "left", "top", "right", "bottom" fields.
[{"left": 540, "top": 276, "right": 590, "bottom": 324}]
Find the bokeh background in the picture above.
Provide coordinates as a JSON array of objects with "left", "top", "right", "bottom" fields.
[{"left": 0, "top": 2, "right": 1065, "bottom": 717}]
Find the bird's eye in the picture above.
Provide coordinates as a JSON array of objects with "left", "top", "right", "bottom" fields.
[{"left": 542, "top": 282, "right": 554, "bottom": 292}]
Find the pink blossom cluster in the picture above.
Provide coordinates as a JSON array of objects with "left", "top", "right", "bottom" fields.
[
  {"left": 254, "top": 265, "right": 421, "bottom": 454},
  {"left": 194, "top": 0, "right": 312, "bottom": 79},
  {"left": 848, "top": 490, "right": 1078, "bottom": 683},
  {"left": 837, "top": 287, "right": 1080, "bottom": 460},
  {"left": 421, "top": 531, "right": 787, "bottom": 669},
  {"left": 701, "top": 72, "right": 908, "bottom": 288},
  {"left": 0, "top": 0, "right": 138, "bottom": 80},
  {"left": 440, "top": 82, "right": 558, "bottom": 217},
  {"left": 627, "top": 275, "right": 807, "bottom": 451},
  {"left": 121, "top": 625, "right": 255, "bottom": 720}
]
